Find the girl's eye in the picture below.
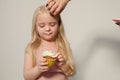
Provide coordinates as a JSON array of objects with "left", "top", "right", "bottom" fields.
[
  {"left": 39, "top": 23, "right": 45, "bottom": 28},
  {"left": 40, "top": 25, "right": 44, "bottom": 28},
  {"left": 50, "top": 22, "right": 56, "bottom": 27}
]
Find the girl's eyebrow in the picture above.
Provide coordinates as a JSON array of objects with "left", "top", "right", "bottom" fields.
[
  {"left": 37, "top": 23, "right": 45, "bottom": 26},
  {"left": 38, "top": 22, "right": 45, "bottom": 24},
  {"left": 49, "top": 21, "right": 57, "bottom": 23}
]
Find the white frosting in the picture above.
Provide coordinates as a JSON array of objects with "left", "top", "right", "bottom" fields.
[{"left": 42, "top": 51, "right": 57, "bottom": 58}]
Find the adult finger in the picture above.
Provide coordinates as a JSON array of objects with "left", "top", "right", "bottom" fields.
[
  {"left": 53, "top": 6, "right": 62, "bottom": 15},
  {"left": 47, "top": 1, "right": 55, "bottom": 10},
  {"left": 46, "top": 0, "right": 53, "bottom": 6},
  {"left": 49, "top": 3, "right": 58, "bottom": 14}
]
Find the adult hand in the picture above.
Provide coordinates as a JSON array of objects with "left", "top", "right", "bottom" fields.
[
  {"left": 46, "top": 0, "right": 70, "bottom": 16},
  {"left": 113, "top": 18, "right": 120, "bottom": 26}
]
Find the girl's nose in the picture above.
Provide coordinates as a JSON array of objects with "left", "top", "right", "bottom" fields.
[{"left": 45, "top": 26, "right": 50, "bottom": 31}]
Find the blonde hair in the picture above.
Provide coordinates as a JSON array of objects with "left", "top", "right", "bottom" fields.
[{"left": 27, "top": 5, "right": 76, "bottom": 76}]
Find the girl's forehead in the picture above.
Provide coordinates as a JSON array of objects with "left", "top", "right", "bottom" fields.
[{"left": 37, "top": 13, "right": 57, "bottom": 22}]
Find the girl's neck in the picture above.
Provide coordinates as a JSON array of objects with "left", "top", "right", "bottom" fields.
[
  {"left": 41, "top": 40, "right": 56, "bottom": 46},
  {"left": 40, "top": 40, "right": 58, "bottom": 52}
]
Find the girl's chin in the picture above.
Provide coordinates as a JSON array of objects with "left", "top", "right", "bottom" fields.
[{"left": 44, "top": 38, "right": 55, "bottom": 41}]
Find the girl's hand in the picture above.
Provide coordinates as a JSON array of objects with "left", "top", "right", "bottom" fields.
[
  {"left": 56, "top": 53, "right": 65, "bottom": 67},
  {"left": 37, "top": 58, "right": 49, "bottom": 72}
]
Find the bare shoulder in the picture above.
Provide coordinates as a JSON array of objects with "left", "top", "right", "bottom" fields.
[
  {"left": 25, "top": 43, "right": 32, "bottom": 55},
  {"left": 24, "top": 43, "right": 34, "bottom": 71}
]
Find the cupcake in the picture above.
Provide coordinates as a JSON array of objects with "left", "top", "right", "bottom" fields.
[{"left": 42, "top": 51, "right": 57, "bottom": 67}]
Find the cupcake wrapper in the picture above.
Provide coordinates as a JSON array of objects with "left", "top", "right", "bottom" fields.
[{"left": 47, "top": 59, "right": 56, "bottom": 67}]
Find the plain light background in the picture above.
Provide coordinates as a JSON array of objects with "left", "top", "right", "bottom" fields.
[{"left": 0, "top": 0, "right": 120, "bottom": 80}]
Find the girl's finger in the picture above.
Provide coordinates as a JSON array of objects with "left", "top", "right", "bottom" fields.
[
  {"left": 39, "top": 59, "right": 48, "bottom": 66},
  {"left": 59, "top": 57, "right": 64, "bottom": 61},
  {"left": 39, "top": 66, "right": 49, "bottom": 72},
  {"left": 57, "top": 53, "right": 63, "bottom": 59}
]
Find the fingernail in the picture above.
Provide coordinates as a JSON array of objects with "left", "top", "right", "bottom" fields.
[
  {"left": 116, "top": 23, "right": 120, "bottom": 25},
  {"left": 46, "top": 4, "right": 48, "bottom": 6}
]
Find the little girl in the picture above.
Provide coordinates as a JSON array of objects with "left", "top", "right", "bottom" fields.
[{"left": 24, "top": 5, "right": 76, "bottom": 80}]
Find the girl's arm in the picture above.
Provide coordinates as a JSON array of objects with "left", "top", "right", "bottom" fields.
[
  {"left": 24, "top": 53, "right": 41, "bottom": 80},
  {"left": 23, "top": 45, "right": 49, "bottom": 80}
]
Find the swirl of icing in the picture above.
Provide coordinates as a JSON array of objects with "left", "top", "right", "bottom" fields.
[{"left": 42, "top": 51, "right": 57, "bottom": 58}]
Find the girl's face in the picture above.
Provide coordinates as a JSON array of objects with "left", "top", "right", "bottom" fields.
[{"left": 36, "top": 13, "right": 59, "bottom": 41}]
